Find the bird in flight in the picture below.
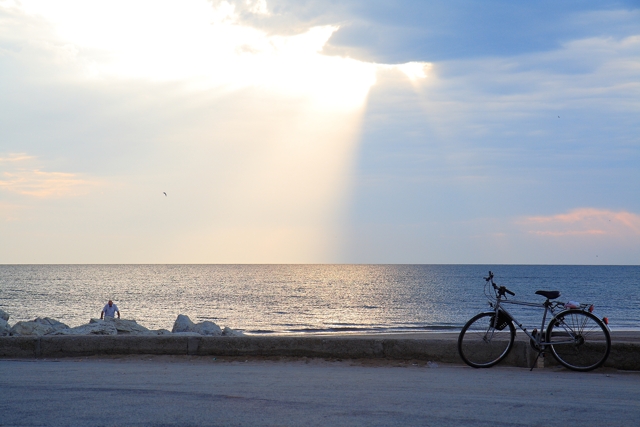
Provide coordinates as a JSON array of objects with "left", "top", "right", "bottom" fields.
[{"left": 163, "top": 192, "right": 167, "bottom": 197}]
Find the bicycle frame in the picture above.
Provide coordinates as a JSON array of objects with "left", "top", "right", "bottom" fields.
[
  {"left": 485, "top": 274, "right": 608, "bottom": 350},
  {"left": 489, "top": 296, "right": 570, "bottom": 348}
]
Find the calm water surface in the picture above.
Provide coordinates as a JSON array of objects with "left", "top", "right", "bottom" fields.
[{"left": 0, "top": 265, "right": 637, "bottom": 333}]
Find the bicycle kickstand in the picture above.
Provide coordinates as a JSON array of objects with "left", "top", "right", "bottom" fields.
[{"left": 530, "top": 350, "right": 544, "bottom": 371}]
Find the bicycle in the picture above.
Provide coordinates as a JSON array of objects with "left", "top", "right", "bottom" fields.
[{"left": 458, "top": 271, "right": 611, "bottom": 371}]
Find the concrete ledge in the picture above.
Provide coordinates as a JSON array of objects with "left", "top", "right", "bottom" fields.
[
  {"left": 1, "top": 336, "right": 638, "bottom": 370},
  {"left": 602, "top": 342, "right": 640, "bottom": 371},
  {"left": 0, "top": 337, "right": 38, "bottom": 358},
  {"left": 39, "top": 335, "right": 191, "bottom": 358},
  {"left": 196, "top": 337, "right": 385, "bottom": 359}
]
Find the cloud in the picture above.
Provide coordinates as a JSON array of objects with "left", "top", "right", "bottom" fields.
[
  {"left": 0, "top": 153, "right": 34, "bottom": 162},
  {"left": 1, "top": 0, "right": 637, "bottom": 264},
  {"left": 2, "top": 1, "right": 424, "bottom": 263},
  {"left": 0, "top": 154, "right": 97, "bottom": 197},
  {"left": 4, "top": 1, "right": 425, "bottom": 109},
  {"left": 208, "top": 0, "right": 342, "bottom": 35},
  {"left": 520, "top": 208, "right": 640, "bottom": 237},
  {"left": 214, "top": 1, "right": 640, "bottom": 63}
]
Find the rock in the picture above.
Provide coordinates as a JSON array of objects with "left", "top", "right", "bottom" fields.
[
  {"left": 53, "top": 320, "right": 117, "bottom": 336},
  {"left": 194, "top": 321, "right": 222, "bottom": 336},
  {"left": 33, "top": 317, "right": 69, "bottom": 333},
  {"left": 10, "top": 321, "right": 54, "bottom": 336},
  {"left": 0, "top": 318, "right": 10, "bottom": 336},
  {"left": 54, "top": 318, "right": 155, "bottom": 336},
  {"left": 154, "top": 329, "right": 172, "bottom": 335},
  {"left": 172, "top": 315, "right": 222, "bottom": 336},
  {"left": 172, "top": 314, "right": 196, "bottom": 333},
  {"left": 222, "top": 326, "right": 244, "bottom": 337},
  {"left": 6, "top": 317, "right": 68, "bottom": 336},
  {"left": 110, "top": 318, "right": 154, "bottom": 335},
  {"left": 0, "top": 308, "right": 9, "bottom": 321}
]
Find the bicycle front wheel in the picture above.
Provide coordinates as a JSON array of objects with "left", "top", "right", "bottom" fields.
[
  {"left": 546, "top": 310, "right": 611, "bottom": 371},
  {"left": 458, "top": 312, "right": 515, "bottom": 368}
]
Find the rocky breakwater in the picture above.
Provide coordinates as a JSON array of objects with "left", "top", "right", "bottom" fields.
[
  {"left": 171, "top": 314, "right": 241, "bottom": 337},
  {"left": 0, "top": 310, "right": 242, "bottom": 337},
  {"left": 0, "top": 309, "right": 10, "bottom": 336}
]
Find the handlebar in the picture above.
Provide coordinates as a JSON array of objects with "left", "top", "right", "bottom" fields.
[
  {"left": 502, "top": 287, "right": 516, "bottom": 296},
  {"left": 485, "top": 271, "right": 515, "bottom": 297}
]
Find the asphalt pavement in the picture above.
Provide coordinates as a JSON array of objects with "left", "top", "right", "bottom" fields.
[{"left": 1, "top": 356, "right": 639, "bottom": 426}]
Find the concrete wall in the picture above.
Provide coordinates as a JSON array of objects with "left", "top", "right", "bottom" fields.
[{"left": 1, "top": 336, "right": 638, "bottom": 370}]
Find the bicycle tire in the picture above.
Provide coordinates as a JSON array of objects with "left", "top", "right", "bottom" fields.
[
  {"left": 458, "top": 311, "right": 515, "bottom": 368},
  {"left": 545, "top": 309, "right": 611, "bottom": 372}
]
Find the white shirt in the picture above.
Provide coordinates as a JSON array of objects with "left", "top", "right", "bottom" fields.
[{"left": 103, "top": 303, "right": 119, "bottom": 317}]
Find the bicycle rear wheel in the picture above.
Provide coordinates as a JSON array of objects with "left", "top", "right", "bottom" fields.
[
  {"left": 546, "top": 310, "right": 611, "bottom": 371},
  {"left": 458, "top": 312, "right": 515, "bottom": 368}
]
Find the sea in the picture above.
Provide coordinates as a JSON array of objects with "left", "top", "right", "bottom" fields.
[{"left": 0, "top": 265, "right": 638, "bottom": 334}]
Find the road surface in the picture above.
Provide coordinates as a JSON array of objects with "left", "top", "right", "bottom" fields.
[{"left": 1, "top": 356, "right": 638, "bottom": 426}]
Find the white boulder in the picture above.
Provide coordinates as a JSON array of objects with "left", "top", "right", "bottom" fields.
[
  {"left": 194, "top": 321, "right": 222, "bottom": 336},
  {"left": 34, "top": 317, "right": 69, "bottom": 333},
  {"left": 54, "top": 319, "right": 117, "bottom": 335},
  {"left": 0, "top": 318, "right": 10, "bottom": 336},
  {"left": 172, "top": 314, "right": 222, "bottom": 336},
  {"left": 222, "top": 326, "right": 244, "bottom": 337},
  {"left": 172, "top": 314, "right": 196, "bottom": 333},
  {"left": 10, "top": 321, "right": 54, "bottom": 336},
  {"left": 7, "top": 317, "right": 70, "bottom": 336},
  {"left": 109, "top": 318, "right": 154, "bottom": 335}
]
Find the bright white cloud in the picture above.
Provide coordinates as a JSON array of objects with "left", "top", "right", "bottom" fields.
[
  {"left": 0, "top": 0, "right": 430, "bottom": 263},
  {"left": 9, "top": 0, "right": 427, "bottom": 110},
  {"left": 394, "top": 61, "right": 432, "bottom": 81}
]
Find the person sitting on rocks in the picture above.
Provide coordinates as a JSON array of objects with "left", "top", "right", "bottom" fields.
[{"left": 100, "top": 300, "right": 120, "bottom": 320}]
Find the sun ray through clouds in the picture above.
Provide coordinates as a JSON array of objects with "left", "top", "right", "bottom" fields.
[{"left": 1, "top": 0, "right": 429, "bottom": 262}]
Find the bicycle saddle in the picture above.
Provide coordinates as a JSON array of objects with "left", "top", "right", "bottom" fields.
[{"left": 535, "top": 290, "right": 560, "bottom": 300}]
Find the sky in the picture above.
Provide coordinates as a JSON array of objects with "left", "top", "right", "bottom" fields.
[{"left": 0, "top": 0, "right": 639, "bottom": 264}]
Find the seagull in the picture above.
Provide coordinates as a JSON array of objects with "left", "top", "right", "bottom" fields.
[{"left": 163, "top": 192, "right": 167, "bottom": 197}]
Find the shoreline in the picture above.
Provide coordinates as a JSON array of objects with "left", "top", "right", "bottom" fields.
[{"left": 254, "top": 330, "right": 640, "bottom": 341}]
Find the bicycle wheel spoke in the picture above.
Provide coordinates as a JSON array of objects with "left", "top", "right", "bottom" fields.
[
  {"left": 458, "top": 312, "right": 515, "bottom": 368},
  {"left": 546, "top": 310, "right": 610, "bottom": 371}
]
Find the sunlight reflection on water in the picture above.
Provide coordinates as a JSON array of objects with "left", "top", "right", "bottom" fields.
[{"left": 0, "top": 265, "right": 637, "bottom": 333}]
